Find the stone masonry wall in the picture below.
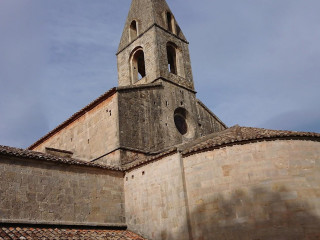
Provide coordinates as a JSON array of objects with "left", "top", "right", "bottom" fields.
[
  {"left": 32, "top": 94, "right": 120, "bottom": 165},
  {"left": 0, "top": 156, "right": 124, "bottom": 225},
  {"left": 155, "top": 27, "right": 194, "bottom": 89},
  {"left": 183, "top": 140, "right": 320, "bottom": 240},
  {"left": 118, "top": 83, "right": 198, "bottom": 153},
  {"left": 117, "top": 28, "right": 159, "bottom": 87},
  {"left": 196, "top": 101, "right": 226, "bottom": 136},
  {"left": 118, "top": 82, "right": 225, "bottom": 154},
  {"left": 125, "top": 139, "right": 320, "bottom": 240},
  {"left": 117, "top": 0, "right": 186, "bottom": 53},
  {"left": 124, "top": 153, "right": 190, "bottom": 240}
]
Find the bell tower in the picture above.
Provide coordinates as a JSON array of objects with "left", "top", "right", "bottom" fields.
[
  {"left": 117, "top": 0, "right": 194, "bottom": 91},
  {"left": 116, "top": 0, "right": 226, "bottom": 157}
]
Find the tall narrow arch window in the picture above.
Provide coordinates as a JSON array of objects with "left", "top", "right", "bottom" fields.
[
  {"left": 131, "top": 48, "right": 146, "bottom": 84},
  {"left": 166, "top": 42, "right": 185, "bottom": 78},
  {"left": 166, "top": 12, "right": 173, "bottom": 33},
  {"left": 167, "top": 44, "right": 177, "bottom": 74},
  {"left": 130, "top": 20, "right": 138, "bottom": 41}
]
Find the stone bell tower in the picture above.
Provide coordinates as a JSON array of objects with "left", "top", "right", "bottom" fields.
[
  {"left": 116, "top": 0, "right": 226, "bottom": 155},
  {"left": 28, "top": 0, "right": 226, "bottom": 166},
  {"left": 117, "top": 0, "right": 194, "bottom": 90}
]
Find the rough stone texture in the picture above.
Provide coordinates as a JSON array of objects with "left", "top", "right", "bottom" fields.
[
  {"left": 93, "top": 149, "right": 122, "bottom": 166},
  {"left": 117, "top": 0, "right": 193, "bottom": 90},
  {"left": 118, "top": 28, "right": 160, "bottom": 87},
  {"left": 155, "top": 27, "right": 193, "bottom": 88},
  {"left": 124, "top": 153, "right": 190, "bottom": 240},
  {"left": 32, "top": 94, "right": 120, "bottom": 165},
  {"left": 183, "top": 140, "right": 320, "bottom": 240},
  {"left": 114, "top": 0, "right": 228, "bottom": 157},
  {"left": 196, "top": 100, "right": 226, "bottom": 137},
  {"left": 123, "top": 139, "right": 320, "bottom": 240},
  {"left": 118, "top": 81, "right": 226, "bottom": 153},
  {"left": 120, "top": 149, "right": 148, "bottom": 166},
  {"left": 0, "top": 156, "right": 124, "bottom": 225},
  {"left": 118, "top": 0, "right": 186, "bottom": 53}
]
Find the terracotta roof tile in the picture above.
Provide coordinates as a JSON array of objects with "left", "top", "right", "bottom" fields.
[
  {"left": 2, "top": 126, "right": 319, "bottom": 171},
  {"left": 0, "top": 226, "right": 146, "bottom": 240},
  {"left": 182, "top": 125, "right": 320, "bottom": 156},
  {"left": 0, "top": 145, "right": 121, "bottom": 171}
]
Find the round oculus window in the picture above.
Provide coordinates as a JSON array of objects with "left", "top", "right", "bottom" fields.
[{"left": 174, "top": 108, "right": 188, "bottom": 135}]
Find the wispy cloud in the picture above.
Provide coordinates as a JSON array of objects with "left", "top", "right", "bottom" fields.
[{"left": 0, "top": 0, "right": 319, "bottom": 148}]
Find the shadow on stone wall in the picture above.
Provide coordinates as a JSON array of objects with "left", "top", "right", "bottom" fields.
[{"left": 189, "top": 187, "right": 320, "bottom": 240}]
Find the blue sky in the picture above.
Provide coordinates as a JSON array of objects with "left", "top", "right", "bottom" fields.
[{"left": 0, "top": 0, "right": 319, "bottom": 148}]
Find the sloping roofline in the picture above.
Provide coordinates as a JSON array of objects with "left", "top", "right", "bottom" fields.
[
  {"left": 0, "top": 144, "right": 122, "bottom": 171},
  {"left": 122, "top": 125, "right": 320, "bottom": 170},
  {"left": 196, "top": 99, "right": 228, "bottom": 129},
  {"left": 4, "top": 126, "right": 320, "bottom": 172},
  {"left": 28, "top": 87, "right": 117, "bottom": 150},
  {"left": 182, "top": 125, "right": 320, "bottom": 156}
]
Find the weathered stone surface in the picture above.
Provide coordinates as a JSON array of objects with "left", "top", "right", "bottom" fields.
[
  {"left": 183, "top": 140, "right": 320, "bottom": 240},
  {"left": 0, "top": 156, "right": 125, "bottom": 225},
  {"left": 118, "top": 81, "right": 225, "bottom": 154},
  {"left": 32, "top": 93, "right": 120, "bottom": 165},
  {"left": 124, "top": 153, "right": 190, "bottom": 240},
  {"left": 117, "top": 0, "right": 187, "bottom": 53}
]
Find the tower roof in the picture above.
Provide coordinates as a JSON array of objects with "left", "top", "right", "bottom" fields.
[{"left": 118, "top": 0, "right": 187, "bottom": 52}]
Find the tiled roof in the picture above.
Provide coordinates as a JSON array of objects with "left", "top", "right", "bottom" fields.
[
  {"left": 0, "top": 145, "right": 121, "bottom": 171},
  {"left": 2, "top": 126, "right": 319, "bottom": 171},
  {"left": 122, "top": 126, "right": 320, "bottom": 170},
  {"left": 182, "top": 125, "right": 320, "bottom": 156},
  {"left": 0, "top": 226, "right": 146, "bottom": 240},
  {"left": 28, "top": 87, "right": 117, "bottom": 150}
]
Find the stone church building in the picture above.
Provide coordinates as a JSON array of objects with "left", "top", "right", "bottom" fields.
[{"left": 1, "top": 0, "right": 320, "bottom": 239}]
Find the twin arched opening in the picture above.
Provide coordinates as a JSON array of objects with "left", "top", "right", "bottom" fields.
[{"left": 129, "top": 42, "right": 185, "bottom": 84}]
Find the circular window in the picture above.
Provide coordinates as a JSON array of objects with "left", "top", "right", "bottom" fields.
[{"left": 174, "top": 108, "right": 188, "bottom": 135}]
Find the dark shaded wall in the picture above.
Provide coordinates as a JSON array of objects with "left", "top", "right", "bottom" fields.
[
  {"left": 0, "top": 156, "right": 125, "bottom": 225},
  {"left": 118, "top": 82, "right": 225, "bottom": 155},
  {"left": 196, "top": 101, "right": 226, "bottom": 137}
]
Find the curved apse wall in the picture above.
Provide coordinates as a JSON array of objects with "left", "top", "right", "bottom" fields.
[{"left": 183, "top": 139, "right": 320, "bottom": 240}]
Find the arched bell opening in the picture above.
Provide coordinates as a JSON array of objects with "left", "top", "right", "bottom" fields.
[
  {"left": 166, "top": 42, "right": 185, "bottom": 78},
  {"left": 130, "top": 47, "right": 146, "bottom": 84}
]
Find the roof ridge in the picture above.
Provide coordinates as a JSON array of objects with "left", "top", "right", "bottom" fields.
[
  {"left": 0, "top": 144, "right": 121, "bottom": 171},
  {"left": 28, "top": 87, "right": 117, "bottom": 150},
  {"left": 182, "top": 126, "right": 320, "bottom": 156}
]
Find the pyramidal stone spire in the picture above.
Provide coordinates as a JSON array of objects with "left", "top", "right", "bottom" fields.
[{"left": 118, "top": 0, "right": 187, "bottom": 52}]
